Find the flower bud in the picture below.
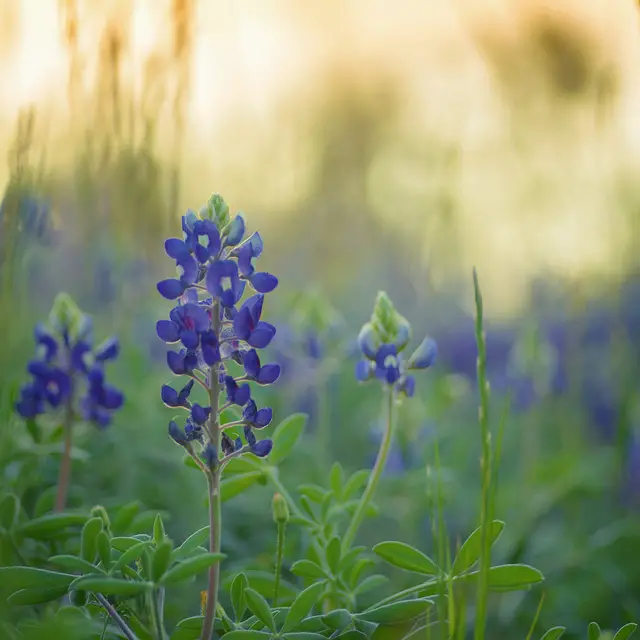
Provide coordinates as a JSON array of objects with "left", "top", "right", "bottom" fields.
[
  {"left": 203, "top": 193, "right": 230, "bottom": 229},
  {"left": 90, "top": 505, "right": 111, "bottom": 531},
  {"left": 272, "top": 492, "right": 290, "bottom": 524},
  {"left": 370, "top": 291, "right": 412, "bottom": 351},
  {"left": 48, "top": 292, "right": 84, "bottom": 340},
  {"left": 408, "top": 337, "right": 437, "bottom": 370}
]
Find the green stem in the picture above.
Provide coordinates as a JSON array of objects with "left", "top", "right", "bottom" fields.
[
  {"left": 473, "top": 269, "right": 492, "bottom": 640},
  {"left": 151, "top": 588, "right": 166, "bottom": 640},
  {"left": 316, "top": 378, "right": 330, "bottom": 471},
  {"left": 55, "top": 385, "right": 75, "bottom": 512},
  {"left": 95, "top": 593, "right": 138, "bottom": 640},
  {"left": 201, "top": 302, "right": 222, "bottom": 640},
  {"left": 342, "top": 387, "right": 395, "bottom": 553},
  {"left": 273, "top": 521, "right": 286, "bottom": 607}
]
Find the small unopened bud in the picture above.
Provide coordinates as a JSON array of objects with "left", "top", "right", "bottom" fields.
[
  {"left": 272, "top": 493, "right": 290, "bottom": 524},
  {"left": 90, "top": 505, "right": 111, "bottom": 531}
]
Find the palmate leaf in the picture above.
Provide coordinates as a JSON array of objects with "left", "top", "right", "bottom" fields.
[
  {"left": 281, "top": 582, "right": 326, "bottom": 633},
  {"left": 451, "top": 520, "right": 505, "bottom": 575},
  {"left": 270, "top": 414, "right": 308, "bottom": 465}
]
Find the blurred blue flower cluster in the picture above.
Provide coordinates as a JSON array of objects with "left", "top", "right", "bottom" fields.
[
  {"left": 16, "top": 293, "right": 123, "bottom": 428},
  {"left": 157, "top": 194, "right": 280, "bottom": 463}
]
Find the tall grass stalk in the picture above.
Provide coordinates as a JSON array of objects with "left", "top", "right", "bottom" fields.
[{"left": 473, "top": 268, "right": 493, "bottom": 640}]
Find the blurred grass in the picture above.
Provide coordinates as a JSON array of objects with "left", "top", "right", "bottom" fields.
[{"left": 2, "top": 1, "right": 640, "bottom": 636}]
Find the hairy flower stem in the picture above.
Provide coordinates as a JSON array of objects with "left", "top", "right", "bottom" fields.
[
  {"left": 55, "top": 384, "right": 75, "bottom": 512},
  {"left": 201, "top": 303, "right": 222, "bottom": 640},
  {"left": 342, "top": 388, "right": 396, "bottom": 552},
  {"left": 95, "top": 593, "right": 138, "bottom": 640},
  {"left": 273, "top": 520, "right": 286, "bottom": 607}
]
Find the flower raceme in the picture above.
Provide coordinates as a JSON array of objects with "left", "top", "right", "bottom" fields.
[
  {"left": 355, "top": 292, "right": 437, "bottom": 397},
  {"left": 157, "top": 194, "right": 279, "bottom": 465},
  {"left": 15, "top": 293, "right": 124, "bottom": 428}
]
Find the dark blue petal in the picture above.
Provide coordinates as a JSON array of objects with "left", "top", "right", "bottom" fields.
[
  {"left": 398, "top": 375, "right": 416, "bottom": 397},
  {"left": 70, "top": 341, "right": 92, "bottom": 373},
  {"left": 157, "top": 279, "right": 185, "bottom": 300},
  {"left": 157, "top": 320, "right": 180, "bottom": 343},
  {"left": 167, "top": 350, "right": 185, "bottom": 374},
  {"left": 234, "top": 437, "right": 243, "bottom": 451},
  {"left": 102, "top": 385, "right": 124, "bottom": 410},
  {"left": 203, "top": 443, "right": 218, "bottom": 468},
  {"left": 244, "top": 294, "right": 264, "bottom": 325},
  {"left": 169, "top": 420, "right": 188, "bottom": 445},
  {"left": 243, "top": 349, "right": 261, "bottom": 378},
  {"left": 358, "top": 323, "right": 378, "bottom": 360},
  {"left": 165, "top": 238, "right": 189, "bottom": 259},
  {"left": 243, "top": 399, "right": 258, "bottom": 422},
  {"left": 233, "top": 307, "right": 253, "bottom": 341},
  {"left": 235, "top": 383, "right": 251, "bottom": 406},
  {"left": 161, "top": 384, "right": 180, "bottom": 406},
  {"left": 255, "top": 407, "right": 273, "bottom": 428},
  {"left": 176, "top": 253, "right": 198, "bottom": 284},
  {"left": 181, "top": 329, "right": 199, "bottom": 350},
  {"left": 243, "top": 424, "right": 256, "bottom": 447},
  {"left": 250, "top": 272, "right": 278, "bottom": 293},
  {"left": 256, "top": 364, "right": 280, "bottom": 385},
  {"left": 251, "top": 439, "right": 272, "bottom": 457},
  {"left": 191, "top": 403, "right": 211, "bottom": 425},
  {"left": 247, "top": 322, "right": 276, "bottom": 349},
  {"left": 178, "top": 379, "right": 195, "bottom": 404},
  {"left": 95, "top": 337, "right": 120, "bottom": 362}
]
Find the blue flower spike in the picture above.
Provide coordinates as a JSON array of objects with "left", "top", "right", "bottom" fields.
[
  {"left": 157, "top": 194, "right": 277, "bottom": 469},
  {"left": 16, "top": 292, "right": 124, "bottom": 429},
  {"left": 355, "top": 291, "right": 436, "bottom": 398}
]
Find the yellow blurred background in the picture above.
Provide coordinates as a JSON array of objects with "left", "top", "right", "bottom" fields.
[{"left": 2, "top": 0, "right": 640, "bottom": 314}]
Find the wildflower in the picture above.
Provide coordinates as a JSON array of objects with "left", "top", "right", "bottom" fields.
[
  {"left": 157, "top": 195, "right": 280, "bottom": 468},
  {"left": 243, "top": 424, "right": 273, "bottom": 458},
  {"left": 16, "top": 293, "right": 123, "bottom": 429},
  {"left": 355, "top": 292, "right": 436, "bottom": 397}
]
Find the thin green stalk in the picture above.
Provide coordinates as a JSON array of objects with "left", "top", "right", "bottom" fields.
[
  {"left": 273, "top": 520, "right": 286, "bottom": 607},
  {"left": 95, "top": 593, "right": 138, "bottom": 640},
  {"left": 55, "top": 384, "right": 75, "bottom": 512},
  {"left": 151, "top": 588, "right": 166, "bottom": 640},
  {"left": 473, "top": 268, "right": 492, "bottom": 640},
  {"left": 201, "top": 301, "right": 222, "bottom": 640},
  {"left": 342, "top": 387, "right": 395, "bottom": 553}
]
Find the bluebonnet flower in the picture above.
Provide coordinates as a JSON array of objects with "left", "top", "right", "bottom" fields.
[
  {"left": 158, "top": 194, "right": 279, "bottom": 466},
  {"left": 15, "top": 294, "right": 124, "bottom": 429},
  {"left": 355, "top": 293, "right": 437, "bottom": 397}
]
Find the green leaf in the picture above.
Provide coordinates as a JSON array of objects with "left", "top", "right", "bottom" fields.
[
  {"left": 231, "top": 572, "right": 249, "bottom": 621},
  {"left": 334, "top": 633, "right": 367, "bottom": 640},
  {"left": 153, "top": 514, "right": 166, "bottom": 545},
  {"left": 373, "top": 541, "right": 439, "bottom": 576},
  {"left": 244, "top": 588, "right": 276, "bottom": 632},
  {"left": 342, "top": 470, "right": 370, "bottom": 501},
  {"left": 401, "top": 621, "right": 447, "bottom": 640},
  {"left": 243, "top": 571, "right": 297, "bottom": 605},
  {"left": 282, "top": 582, "right": 326, "bottom": 633},
  {"left": 70, "top": 575, "right": 153, "bottom": 597},
  {"left": 49, "top": 555, "right": 102, "bottom": 575},
  {"left": 353, "top": 575, "right": 388, "bottom": 595},
  {"left": 152, "top": 540, "right": 174, "bottom": 582},
  {"left": 298, "top": 485, "right": 328, "bottom": 504},
  {"left": 588, "top": 623, "right": 602, "bottom": 640},
  {"left": 173, "top": 526, "right": 210, "bottom": 561},
  {"left": 8, "top": 585, "right": 70, "bottom": 605},
  {"left": 224, "top": 456, "right": 263, "bottom": 475},
  {"left": 329, "top": 463, "right": 344, "bottom": 498},
  {"left": 81, "top": 517, "right": 103, "bottom": 562},
  {"left": 162, "top": 553, "right": 226, "bottom": 584},
  {"left": 0, "top": 494, "right": 20, "bottom": 531},
  {"left": 111, "top": 535, "right": 151, "bottom": 551},
  {"left": 221, "top": 472, "right": 264, "bottom": 502},
  {"left": 111, "top": 501, "right": 141, "bottom": 535},
  {"left": 299, "top": 496, "right": 318, "bottom": 522},
  {"left": 270, "top": 413, "right": 308, "bottom": 465},
  {"left": 96, "top": 531, "right": 111, "bottom": 569},
  {"left": 296, "top": 615, "right": 326, "bottom": 632},
  {"left": 17, "top": 512, "right": 87, "bottom": 539},
  {"left": 349, "top": 558, "right": 376, "bottom": 588},
  {"left": 282, "top": 634, "right": 328, "bottom": 640},
  {"left": 451, "top": 520, "right": 505, "bottom": 575},
  {"left": 112, "top": 540, "right": 151, "bottom": 572},
  {"left": 486, "top": 564, "right": 544, "bottom": 590},
  {"left": 325, "top": 536, "right": 341, "bottom": 575},
  {"left": 357, "top": 599, "right": 433, "bottom": 624},
  {"left": 322, "top": 609, "right": 352, "bottom": 630},
  {"left": 540, "top": 628, "right": 566, "bottom": 640},
  {"left": 221, "top": 632, "right": 270, "bottom": 640},
  {"left": 338, "top": 546, "right": 366, "bottom": 575},
  {"left": 291, "top": 560, "right": 328, "bottom": 579},
  {"left": 614, "top": 624, "right": 638, "bottom": 640},
  {"left": 0, "top": 566, "right": 75, "bottom": 590}
]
